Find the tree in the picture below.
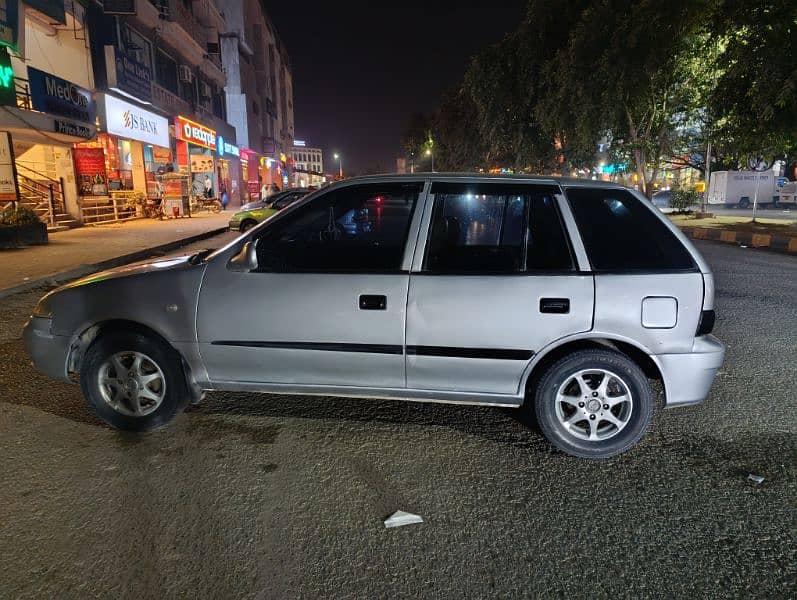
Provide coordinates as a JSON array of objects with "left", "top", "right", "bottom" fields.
[
  {"left": 709, "top": 0, "right": 797, "bottom": 161},
  {"left": 432, "top": 86, "right": 486, "bottom": 171},
  {"left": 541, "top": 0, "right": 710, "bottom": 194},
  {"left": 400, "top": 113, "right": 432, "bottom": 172},
  {"left": 463, "top": 1, "right": 590, "bottom": 172}
]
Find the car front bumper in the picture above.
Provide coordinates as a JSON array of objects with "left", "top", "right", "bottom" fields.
[
  {"left": 22, "top": 317, "right": 71, "bottom": 382},
  {"left": 656, "top": 335, "right": 726, "bottom": 407},
  {"left": 228, "top": 220, "right": 241, "bottom": 231}
]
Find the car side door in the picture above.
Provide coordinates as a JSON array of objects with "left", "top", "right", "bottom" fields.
[
  {"left": 405, "top": 180, "right": 594, "bottom": 397},
  {"left": 196, "top": 180, "right": 425, "bottom": 389}
]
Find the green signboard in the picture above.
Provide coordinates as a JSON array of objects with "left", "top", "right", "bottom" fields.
[{"left": 0, "top": 47, "right": 16, "bottom": 106}]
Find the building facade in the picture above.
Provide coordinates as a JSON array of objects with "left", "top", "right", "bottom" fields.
[
  {"left": 0, "top": 1, "right": 98, "bottom": 229},
  {"left": 82, "top": 0, "right": 242, "bottom": 221},
  {"left": 216, "top": 0, "right": 294, "bottom": 202},
  {"left": 290, "top": 142, "right": 325, "bottom": 188}
]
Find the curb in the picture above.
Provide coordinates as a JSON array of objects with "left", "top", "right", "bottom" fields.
[
  {"left": 0, "top": 227, "right": 228, "bottom": 300},
  {"left": 680, "top": 226, "right": 797, "bottom": 254}
]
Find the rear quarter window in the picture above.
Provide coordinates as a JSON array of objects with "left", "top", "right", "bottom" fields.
[{"left": 566, "top": 187, "right": 695, "bottom": 271}]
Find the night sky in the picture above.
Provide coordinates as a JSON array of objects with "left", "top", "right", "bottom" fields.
[{"left": 267, "top": 1, "right": 528, "bottom": 175}]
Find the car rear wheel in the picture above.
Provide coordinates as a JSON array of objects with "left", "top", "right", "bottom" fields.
[
  {"left": 240, "top": 219, "right": 257, "bottom": 232},
  {"left": 80, "top": 331, "right": 189, "bottom": 431},
  {"left": 532, "top": 349, "right": 653, "bottom": 458}
]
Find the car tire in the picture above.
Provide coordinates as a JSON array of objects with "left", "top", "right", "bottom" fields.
[
  {"left": 80, "top": 330, "right": 189, "bottom": 432},
  {"left": 533, "top": 349, "right": 653, "bottom": 459},
  {"left": 738, "top": 197, "right": 750, "bottom": 209},
  {"left": 240, "top": 219, "right": 257, "bottom": 232}
]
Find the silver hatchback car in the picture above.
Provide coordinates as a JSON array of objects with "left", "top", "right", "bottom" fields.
[{"left": 24, "top": 175, "right": 725, "bottom": 458}]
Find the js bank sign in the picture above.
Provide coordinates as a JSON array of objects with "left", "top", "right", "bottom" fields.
[
  {"left": 101, "top": 94, "right": 169, "bottom": 148},
  {"left": 175, "top": 115, "right": 217, "bottom": 150}
]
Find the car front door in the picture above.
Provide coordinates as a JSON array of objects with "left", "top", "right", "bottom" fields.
[
  {"left": 405, "top": 180, "right": 594, "bottom": 397},
  {"left": 196, "top": 180, "right": 425, "bottom": 389}
]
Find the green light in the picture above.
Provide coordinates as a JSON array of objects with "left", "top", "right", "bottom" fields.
[{"left": 0, "top": 65, "right": 12, "bottom": 88}]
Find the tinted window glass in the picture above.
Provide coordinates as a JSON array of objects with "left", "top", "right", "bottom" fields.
[
  {"left": 255, "top": 183, "right": 420, "bottom": 272},
  {"left": 566, "top": 188, "right": 695, "bottom": 270},
  {"left": 424, "top": 188, "right": 573, "bottom": 273}
]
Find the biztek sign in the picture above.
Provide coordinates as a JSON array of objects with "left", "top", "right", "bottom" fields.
[
  {"left": 27, "top": 67, "right": 95, "bottom": 124},
  {"left": 175, "top": 116, "right": 217, "bottom": 150},
  {"left": 101, "top": 94, "right": 169, "bottom": 148}
]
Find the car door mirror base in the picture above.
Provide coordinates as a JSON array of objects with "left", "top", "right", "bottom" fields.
[{"left": 228, "top": 241, "right": 259, "bottom": 272}]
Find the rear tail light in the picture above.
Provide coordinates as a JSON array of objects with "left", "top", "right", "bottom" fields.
[{"left": 696, "top": 310, "right": 715, "bottom": 336}]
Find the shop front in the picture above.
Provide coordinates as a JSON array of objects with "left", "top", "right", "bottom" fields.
[
  {"left": 174, "top": 115, "right": 218, "bottom": 202},
  {"left": 82, "top": 93, "right": 170, "bottom": 223},
  {"left": 2, "top": 59, "right": 97, "bottom": 226},
  {"left": 215, "top": 134, "right": 240, "bottom": 209}
]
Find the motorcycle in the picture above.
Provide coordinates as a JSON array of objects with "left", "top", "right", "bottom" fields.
[
  {"left": 190, "top": 194, "right": 222, "bottom": 214},
  {"left": 139, "top": 196, "right": 164, "bottom": 220}
]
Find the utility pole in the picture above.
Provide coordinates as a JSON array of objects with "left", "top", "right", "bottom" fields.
[{"left": 703, "top": 140, "right": 712, "bottom": 214}]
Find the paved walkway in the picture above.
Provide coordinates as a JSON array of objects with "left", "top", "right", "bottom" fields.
[{"left": 0, "top": 213, "right": 230, "bottom": 292}]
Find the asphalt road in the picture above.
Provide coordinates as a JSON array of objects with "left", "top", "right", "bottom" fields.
[{"left": 1, "top": 240, "right": 795, "bottom": 599}]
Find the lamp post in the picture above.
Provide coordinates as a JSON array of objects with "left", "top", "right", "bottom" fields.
[
  {"left": 334, "top": 153, "right": 343, "bottom": 178},
  {"left": 425, "top": 147, "right": 434, "bottom": 172}
]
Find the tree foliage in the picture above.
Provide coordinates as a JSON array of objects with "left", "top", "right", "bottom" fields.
[{"left": 400, "top": 0, "right": 796, "bottom": 186}]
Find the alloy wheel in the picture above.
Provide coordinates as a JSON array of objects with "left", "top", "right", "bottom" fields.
[
  {"left": 97, "top": 351, "right": 166, "bottom": 417},
  {"left": 554, "top": 368, "right": 634, "bottom": 442}
]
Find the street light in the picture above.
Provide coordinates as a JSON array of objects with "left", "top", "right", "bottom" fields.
[
  {"left": 334, "top": 153, "right": 343, "bottom": 178},
  {"left": 425, "top": 147, "right": 434, "bottom": 172}
]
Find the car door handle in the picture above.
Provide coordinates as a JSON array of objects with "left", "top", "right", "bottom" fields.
[
  {"left": 540, "top": 298, "right": 570, "bottom": 314},
  {"left": 359, "top": 295, "right": 387, "bottom": 310}
]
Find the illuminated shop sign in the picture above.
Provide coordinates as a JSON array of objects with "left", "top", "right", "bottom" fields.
[
  {"left": 102, "top": 94, "right": 169, "bottom": 147},
  {"left": 175, "top": 115, "right": 216, "bottom": 150},
  {"left": 216, "top": 135, "right": 240, "bottom": 157}
]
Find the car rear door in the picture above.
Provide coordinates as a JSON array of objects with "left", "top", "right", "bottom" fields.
[
  {"left": 405, "top": 180, "right": 594, "bottom": 397},
  {"left": 196, "top": 180, "right": 425, "bottom": 389}
]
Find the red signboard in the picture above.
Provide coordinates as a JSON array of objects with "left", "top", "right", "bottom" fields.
[
  {"left": 175, "top": 115, "right": 216, "bottom": 150},
  {"left": 73, "top": 146, "right": 108, "bottom": 196}
]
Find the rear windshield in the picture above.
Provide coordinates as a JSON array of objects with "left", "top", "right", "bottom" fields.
[{"left": 566, "top": 187, "right": 695, "bottom": 271}]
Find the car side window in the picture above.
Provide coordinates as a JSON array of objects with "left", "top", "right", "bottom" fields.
[
  {"left": 566, "top": 187, "right": 696, "bottom": 271},
  {"left": 424, "top": 183, "right": 574, "bottom": 273},
  {"left": 254, "top": 183, "right": 421, "bottom": 272}
]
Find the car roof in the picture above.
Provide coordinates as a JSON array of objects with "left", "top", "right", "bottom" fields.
[{"left": 323, "top": 172, "right": 630, "bottom": 190}]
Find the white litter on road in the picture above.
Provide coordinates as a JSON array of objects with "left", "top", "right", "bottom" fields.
[
  {"left": 384, "top": 511, "right": 423, "bottom": 528},
  {"left": 747, "top": 474, "right": 765, "bottom": 485}
]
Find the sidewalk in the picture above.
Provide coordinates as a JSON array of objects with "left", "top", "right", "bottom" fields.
[
  {"left": 670, "top": 214, "right": 797, "bottom": 253},
  {"left": 0, "top": 213, "right": 231, "bottom": 295}
]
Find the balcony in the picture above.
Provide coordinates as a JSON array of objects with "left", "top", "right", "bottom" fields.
[
  {"left": 148, "top": 0, "right": 206, "bottom": 61},
  {"left": 152, "top": 83, "right": 191, "bottom": 116}
]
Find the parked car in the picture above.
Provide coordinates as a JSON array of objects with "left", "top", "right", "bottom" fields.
[
  {"left": 228, "top": 189, "right": 310, "bottom": 232},
  {"left": 24, "top": 175, "right": 725, "bottom": 458}
]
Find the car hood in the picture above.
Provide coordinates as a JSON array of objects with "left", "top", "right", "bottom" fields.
[{"left": 61, "top": 255, "right": 197, "bottom": 290}]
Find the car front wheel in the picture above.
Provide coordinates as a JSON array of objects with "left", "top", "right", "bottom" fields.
[
  {"left": 533, "top": 349, "right": 653, "bottom": 458},
  {"left": 80, "top": 331, "right": 189, "bottom": 431}
]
